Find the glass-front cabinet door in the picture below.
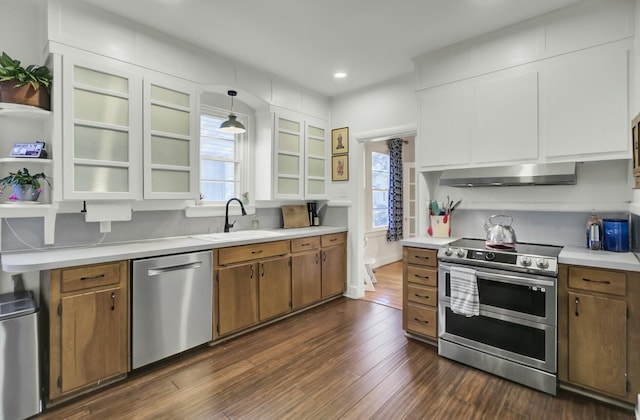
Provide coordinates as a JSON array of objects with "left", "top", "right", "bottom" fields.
[
  {"left": 275, "top": 115, "right": 304, "bottom": 199},
  {"left": 143, "top": 77, "right": 198, "bottom": 199},
  {"left": 273, "top": 111, "right": 327, "bottom": 200},
  {"left": 304, "top": 118, "right": 327, "bottom": 199},
  {"left": 62, "top": 56, "right": 142, "bottom": 200}
]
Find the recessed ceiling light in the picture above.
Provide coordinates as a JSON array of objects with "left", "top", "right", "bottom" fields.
[{"left": 334, "top": 72, "right": 347, "bottom": 79}]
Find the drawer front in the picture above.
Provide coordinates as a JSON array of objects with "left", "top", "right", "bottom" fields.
[
  {"left": 407, "top": 283, "right": 437, "bottom": 307},
  {"left": 405, "top": 248, "right": 437, "bottom": 267},
  {"left": 321, "top": 232, "right": 346, "bottom": 247},
  {"left": 218, "top": 240, "right": 290, "bottom": 265},
  {"left": 406, "top": 302, "right": 437, "bottom": 338},
  {"left": 61, "top": 261, "right": 122, "bottom": 293},
  {"left": 406, "top": 266, "right": 437, "bottom": 287},
  {"left": 291, "top": 236, "right": 321, "bottom": 253},
  {"left": 568, "top": 266, "right": 626, "bottom": 296}
]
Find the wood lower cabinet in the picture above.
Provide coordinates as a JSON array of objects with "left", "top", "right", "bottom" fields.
[
  {"left": 214, "top": 232, "right": 347, "bottom": 339},
  {"left": 321, "top": 233, "right": 347, "bottom": 298},
  {"left": 215, "top": 240, "right": 291, "bottom": 338},
  {"left": 559, "top": 264, "right": 640, "bottom": 404},
  {"left": 217, "top": 262, "right": 259, "bottom": 336},
  {"left": 45, "top": 260, "right": 129, "bottom": 402},
  {"left": 402, "top": 247, "right": 438, "bottom": 342},
  {"left": 258, "top": 256, "right": 292, "bottom": 320},
  {"left": 291, "top": 236, "right": 322, "bottom": 309}
]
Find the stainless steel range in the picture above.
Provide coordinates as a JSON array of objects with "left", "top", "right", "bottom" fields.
[{"left": 437, "top": 238, "right": 562, "bottom": 395}]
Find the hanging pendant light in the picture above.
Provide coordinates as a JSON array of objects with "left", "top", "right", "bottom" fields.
[{"left": 219, "top": 90, "right": 246, "bottom": 134}]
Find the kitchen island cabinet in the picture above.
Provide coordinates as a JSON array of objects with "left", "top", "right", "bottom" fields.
[
  {"left": 42, "top": 260, "right": 129, "bottom": 404},
  {"left": 558, "top": 264, "right": 640, "bottom": 405}
]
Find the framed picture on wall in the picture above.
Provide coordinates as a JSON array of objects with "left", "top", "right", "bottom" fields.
[
  {"left": 332, "top": 154, "right": 349, "bottom": 181},
  {"left": 331, "top": 127, "right": 349, "bottom": 154}
]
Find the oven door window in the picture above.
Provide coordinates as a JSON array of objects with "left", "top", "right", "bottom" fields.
[
  {"left": 445, "top": 274, "right": 546, "bottom": 317},
  {"left": 444, "top": 307, "right": 545, "bottom": 361}
]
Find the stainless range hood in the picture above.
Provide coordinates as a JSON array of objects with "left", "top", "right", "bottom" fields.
[{"left": 439, "top": 163, "right": 577, "bottom": 187}]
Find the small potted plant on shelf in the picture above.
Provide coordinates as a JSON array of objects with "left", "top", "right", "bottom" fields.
[
  {"left": 0, "top": 52, "right": 52, "bottom": 110},
  {"left": 0, "top": 168, "right": 51, "bottom": 202}
]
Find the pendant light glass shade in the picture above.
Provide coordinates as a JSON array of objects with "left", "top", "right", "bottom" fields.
[{"left": 219, "top": 90, "right": 246, "bottom": 134}]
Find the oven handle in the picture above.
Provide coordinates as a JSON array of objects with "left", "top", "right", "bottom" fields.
[
  {"left": 476, "top": 271, "right": 555, "bottom": 288},
  {"left": 441, "top": 263, "right": 555, "bottom": 288}
]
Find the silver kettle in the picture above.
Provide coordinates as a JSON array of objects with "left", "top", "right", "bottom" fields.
[{"left": 483, "top": 215, "right": 517, "bottom": 250}]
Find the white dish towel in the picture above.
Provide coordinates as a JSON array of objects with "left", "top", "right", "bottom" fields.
[{"left": 449, "top": 266, "right": 480, "bottom": 317}]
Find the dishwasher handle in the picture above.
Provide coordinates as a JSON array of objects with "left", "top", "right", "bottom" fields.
[{"left": 147, "top": 261, "right": 203, "bottom": 276}]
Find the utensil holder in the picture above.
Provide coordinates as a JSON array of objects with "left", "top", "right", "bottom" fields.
[{"left": 430, "top": 215, "right": 451, "bottom": 238}]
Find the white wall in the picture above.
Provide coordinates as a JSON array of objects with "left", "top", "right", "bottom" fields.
[
  {"left": 329, "top": 73, "right": 417, "bottom": 297},
  {"left": 47, "top": 0, "right": 330, "bottom": 119}
]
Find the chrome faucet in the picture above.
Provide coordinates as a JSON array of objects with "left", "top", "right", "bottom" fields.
[{"left": 224, "top": 197, "right": 247, "bottom": 232}]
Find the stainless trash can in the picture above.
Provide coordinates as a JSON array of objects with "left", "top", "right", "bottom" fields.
[{"left": 0, "top": 291, "right": 41, "bottom": 420}]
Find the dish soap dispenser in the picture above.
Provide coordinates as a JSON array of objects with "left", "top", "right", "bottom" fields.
[{"left": 586, "top": 211, "right": 602, "bottom": 250}]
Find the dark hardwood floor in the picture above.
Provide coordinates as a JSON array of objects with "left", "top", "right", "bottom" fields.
[
  {"left": 361, "top": 261, "right": 403, "bottom": 310},
  {"left": 39, "top": 297, "right": 633, "bottom": 419}
]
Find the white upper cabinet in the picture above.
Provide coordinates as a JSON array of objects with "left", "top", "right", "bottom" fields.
[
  {"left": 274, "top": 114, "right": 304, "bottom": 199},
  {"left": 418, "top": 40, "right": 630, "bottom": 171},
  {"left": 474, "top": 69, "right": 538, "bottom": 164},
  {"left": 258, "top": 109, "right": 328, "bottom": 200},
  {"left": 143, "top": 76, "right": 199, "bottom": 199},
  {"left": 62, "top": 55, "right": 142, "bottom": 200},
  {"left": 304, "top": 117, "right": 327, "bottom": 199},
  {"left": 62, "top": 53, "right": 199, "bottom": 201},
  {"left": 540, "top": 41, "right": 630, "bottom": 161},
  {"left": 418, "top": 85, "right": 473, "bottom": 169}
]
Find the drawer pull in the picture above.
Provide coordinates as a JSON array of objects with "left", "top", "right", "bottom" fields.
[
  {"left": 414, "top": 318, "right": 429, "bottom": 324},
  {"left": 251, "top": 250, "right": 264, "bottom": 255},
  {"left": 582, "top": 277, "right": 610, "bottom": 285},
  {"left": 330, "top": 238, "right": 337, "bottom": 242},
  {"left": 415, "top": 256, "right": 430, "bottom": 260},
  {"left": 301, "top": 243, "right": 311, "bottom": 247},
  {"left": 414, "top": 274, "right": 429, "bottom": 280},
  {"left": 80, "top": 273, "right": 105, "bottom": 281},
  {"left": 414, "top": 293, "right": 429, "bottom": 299}
]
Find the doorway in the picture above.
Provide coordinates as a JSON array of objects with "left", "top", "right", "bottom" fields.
[{"left": 361, "top": 137, "right": 415, "bottom": 310}]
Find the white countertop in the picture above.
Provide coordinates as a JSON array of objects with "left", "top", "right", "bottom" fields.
[
  {"left": 558, "top": 246, "right": 640, "bottom": 272},
  {"left": 1, "top": 226, "right": 347, "bottom": 272},
  {"left": 400, "top": 236, "right": 459, "bottom": 250},
  {"left": 401, "top": 236, "right": 640, "bottom": 272}
]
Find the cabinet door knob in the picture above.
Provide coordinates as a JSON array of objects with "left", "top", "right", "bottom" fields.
[
  {"left": 111, "top": 292, "right": 116, "bottom": 311},
  {"left": 574, "top": 296, "right": 580, "bottom": 316}
]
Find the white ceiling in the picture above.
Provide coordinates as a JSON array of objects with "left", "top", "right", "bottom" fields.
[{"left": 80, "top": 0, "right": 584, "bottom": 97}]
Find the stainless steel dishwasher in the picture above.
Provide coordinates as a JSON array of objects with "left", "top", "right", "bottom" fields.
[{"left": 132, "top": 250, "right": 213, "bottom": 369}]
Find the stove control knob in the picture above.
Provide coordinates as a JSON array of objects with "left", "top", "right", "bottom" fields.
[
  {"left": 456, "top": 249, "right": 465, "bottom": 258},
  {"left": 536, "top": 258, "right": 549, "bottom": 269},
  {"left": 485, "top": 252, "right": 495, "bottom": 261},
  {"left": 444, "top": 247, "right": 453, "bottom": 257},
  {"left": 521, "top": 256, "right": 532, "bottom": 267}
]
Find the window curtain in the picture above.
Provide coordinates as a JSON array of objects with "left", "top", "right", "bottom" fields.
[{"left": 387, "top": 138, "right": 403, "bottom": 242}]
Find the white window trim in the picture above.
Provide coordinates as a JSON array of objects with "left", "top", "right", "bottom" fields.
[
  {"left": 186, "top": 104, "right": 254, "bottom": 217},
  {"left": 365, "top": 141, "right": 390, "bottom": 233}
]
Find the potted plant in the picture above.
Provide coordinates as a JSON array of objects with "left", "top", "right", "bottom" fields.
[
  {"left": 0, "top": 52, "right": 52, "bottom": 110},
  {"left": 0, "top": 167, "right": 51, "bottom": 201}
]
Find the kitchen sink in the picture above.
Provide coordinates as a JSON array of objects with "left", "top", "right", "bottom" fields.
[{"left": 191, "top": 230, "right": 284, "bottom": 242}]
